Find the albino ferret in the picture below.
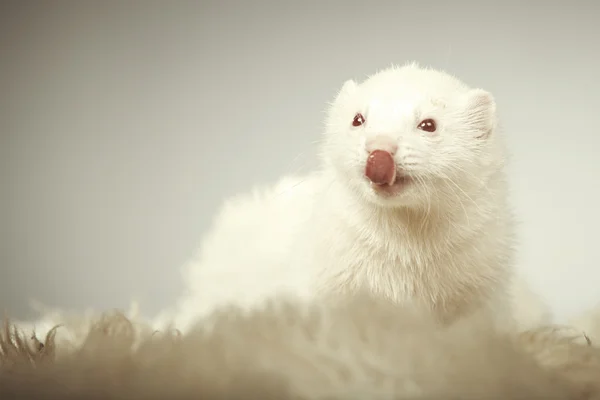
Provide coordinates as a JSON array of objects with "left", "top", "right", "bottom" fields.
[{"left": 161, "top": 62, "right": 549, "bottom": 334}]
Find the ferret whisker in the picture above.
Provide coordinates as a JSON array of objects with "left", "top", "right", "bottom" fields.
[
  {"left": 413, "top": 175, "right": 432, "bottom": 235},
  {"left": 437, "top": 171, "right": 481, "bottom": 225},
  {"left": 443, "top": 161, "right": 495, "bottom": 201}
]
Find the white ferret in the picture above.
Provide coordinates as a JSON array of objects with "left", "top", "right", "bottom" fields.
[{"left": 159, "top": 63, "right": 550, "bottom": 333}]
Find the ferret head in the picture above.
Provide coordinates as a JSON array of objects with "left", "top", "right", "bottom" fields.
[{"left": 320, "top": 63, "right": 504, "bottom": 209}]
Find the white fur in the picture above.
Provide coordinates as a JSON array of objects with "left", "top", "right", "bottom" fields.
[
  {"left": 569, "top": 304, "right": 600, "bottom": 343},
  {"left": 4, "top": 294, "right": 592, "bottom": 400},
  {"left": 158, "top": 63, "right": 549, "bottom": 333},
  {"left": 12, "top": 300, "right": 151, "bottom": 355}
]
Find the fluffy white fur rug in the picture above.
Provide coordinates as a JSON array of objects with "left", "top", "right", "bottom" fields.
[{"left": 2, "top": 293, "right": 600, "bottom": 399}]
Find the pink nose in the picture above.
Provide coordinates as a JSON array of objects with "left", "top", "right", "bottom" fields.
[{"left": 365, "top": 135, "right": 398, "bottom": 155}]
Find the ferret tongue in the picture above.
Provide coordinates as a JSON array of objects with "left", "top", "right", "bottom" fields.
[{"left": 365, "top": 150, "right": 396, "bottom": 186}]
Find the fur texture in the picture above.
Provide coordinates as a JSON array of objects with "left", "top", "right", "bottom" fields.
[
  {"left": 162, "top": 63, "right": 547, "bottom": 333},
  {"left": 571, "top": 305, "right": 600, "bottom": 343},
  {"left": 2, "top": 293, "right": 599, "bottom": 400}
]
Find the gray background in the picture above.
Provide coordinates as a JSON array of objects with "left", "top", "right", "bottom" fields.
[{"left": 1, "top": 1, "right": 599, "bottom": 323}]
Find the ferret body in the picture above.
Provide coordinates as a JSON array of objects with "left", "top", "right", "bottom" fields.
[{"left": 162, "top": 63, "right": 549, "bottom": 333}]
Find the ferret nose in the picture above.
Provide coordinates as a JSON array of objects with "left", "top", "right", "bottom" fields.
[{"left": 365, "top": 135, "right": 398, "bottom": 155}]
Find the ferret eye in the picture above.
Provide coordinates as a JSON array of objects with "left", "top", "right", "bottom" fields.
[
  {"left": 417, "top": 118, "right": 436, "bottom": 133},
  {"left": 352, "top": 113, "right": 365, "bottom": 127}
]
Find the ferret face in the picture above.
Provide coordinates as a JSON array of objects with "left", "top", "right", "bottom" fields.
[{"left": 321, "top": 64, "right": 501, "bottom": 209}]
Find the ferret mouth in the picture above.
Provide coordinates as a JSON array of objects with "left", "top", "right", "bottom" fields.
[{"left": 369, "top": 174, "right": 412, "bottom": 195}]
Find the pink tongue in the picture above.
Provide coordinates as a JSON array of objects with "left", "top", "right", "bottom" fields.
[{"left": 365, "top": 150, "right": 396, "bottom": 186}]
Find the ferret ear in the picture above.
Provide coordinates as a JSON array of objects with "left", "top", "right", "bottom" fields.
[
  {"left": 334, "top": 79, "right": 358, "bottom": 103},
  {"left": 462, "top": 89, "right": 497, "bottom": 139}
]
